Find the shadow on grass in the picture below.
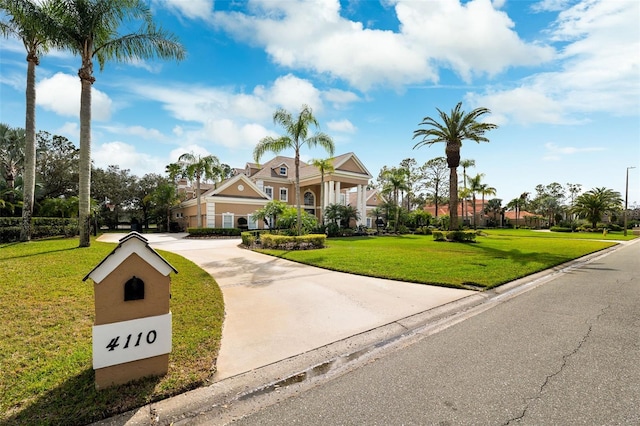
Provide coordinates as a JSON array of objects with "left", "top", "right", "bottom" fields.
[
  {"left": 0, "top": 246, "right": 81, "bottom": 261},
  {"left": 4, "top": 368, "right": 162, "bottom": 426},
  {"left": 466, "top": 241, "right": 571, "bottom": 267}
]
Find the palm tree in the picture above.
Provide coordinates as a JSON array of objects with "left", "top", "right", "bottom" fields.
[
  {"left": 54, "top": 0, "right": 185, "bottom": 247},
  {"left": 1, "top": 0, "right": 61, "bottom": 240},
  {"left": 572, "top": 187, "right": 622, "bottom": 229},
  {"left": 413, "top": 103, "right": 498, "bottom": 230},
  {"left": 467, "top": 173, "right": 485, "bottom": 229},
  {"left": 178, "top": 152, "right": 221, "bottom": 229},
  {"left": 381, "top": 167, "right": 409, "bottom": 232},
  {"left": 310, "top": 157, "right": 334, "bottom": 225},
  {"left": 254, "top": 105, "right": 335, "bottom": 236},
  {"left": 459, "top": 158, "right": 475, "bottom": 225},
  {"left": 478, "top": 182, "right": 497, "bottom": 226},
  {"left": 507, "top": 192, "right": 529, "bottom": 229}
]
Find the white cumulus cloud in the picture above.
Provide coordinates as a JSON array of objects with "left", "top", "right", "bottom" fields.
[{"left": 36, "top": 72, "right": 113, "bottom": 121}]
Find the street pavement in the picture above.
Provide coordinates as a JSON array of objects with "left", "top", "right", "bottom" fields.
[{"left": 94, "top": 233, "right": 638, "bottom": 425}]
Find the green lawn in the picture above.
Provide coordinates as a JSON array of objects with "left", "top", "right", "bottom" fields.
[
  {"left": 259, "top": 229, "right": 625, "bottom": 289},
  {"left": 0, "top": 237, "right": 224, "bottom": 426}
]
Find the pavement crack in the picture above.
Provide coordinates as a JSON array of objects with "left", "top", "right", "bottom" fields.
[{"left": 503, "top": 305, "right": 609, "bottom": 425}]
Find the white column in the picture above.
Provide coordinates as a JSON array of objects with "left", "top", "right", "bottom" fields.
[
  {"left": 356, "top": 185, "right": 363, "bottom": 225},
  {"left": 324, "top": 181, "right": 330, "bottom": 207},
  {"left": 335, "top": 182, "right": 341, "bottom": 204},
  {"left": 327, "top": 181, "right": 336, "bottom": 205},
  {"left": 359, "top": 185, "right": 367, "bottom": 225}
]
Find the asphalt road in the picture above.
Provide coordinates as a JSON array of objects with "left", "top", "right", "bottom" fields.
[{"left": 210, "top": 241, "right": 640, "bottom": 425}]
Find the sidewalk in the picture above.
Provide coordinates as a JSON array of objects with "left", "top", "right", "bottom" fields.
[{"left": 96, "top": 233, "right": 474, "bottom": 380}]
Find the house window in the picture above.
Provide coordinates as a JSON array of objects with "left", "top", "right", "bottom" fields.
[
  {"left": 248, "top": 214, "right": 258, "bottom": 230},
  {"left": 279, "top": 166, "right": 287, "bottom": 176},
  {"left": 264, "top": 186, "right": 273, "bottom": 199},
  {"left": 280, "top": 187, "right": 288, "bottom": 202},
  {"left": 222, "top": 213, "right": 234, "bottom": 229},
  {"left": 304, "top": 191, "right": 314, "bottom": 207}
]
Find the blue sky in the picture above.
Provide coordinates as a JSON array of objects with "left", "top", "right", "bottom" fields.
[{"left": 1, "top": 0, "right": 639, "bottom": 205}]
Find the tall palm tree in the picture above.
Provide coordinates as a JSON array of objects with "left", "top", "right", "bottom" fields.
[
  {"left": 178, "top": 152, "right": 221, "bottom": 229},
  {"left": 54, "top": 0, "right": 185, "bottom": 247},
  {"left": 254, "top": 104, "right": 335, "bottom": 236},
  {"left": 1, "top": 0, "right": 60, "bottom": 240},
  {"left": 572, "top": 187, "right": 622, "bottom": 229},
  {"left": 413, "top": 102, "right": 497, "bottom": 230},
  {"left": 479, "top": 182, "right": 497, "bottom": 226},
  {"left": 467, "top": 173, "right": 485, "bottom": 229},
  {"left": 381, "top": 167, "right": 410, "bottom": 232},
  {"left": 459, "top": 158, "right": 475, "bottom": 226},
  {"left": 310, "top": 157, "right": 334, "bottom": 225}
]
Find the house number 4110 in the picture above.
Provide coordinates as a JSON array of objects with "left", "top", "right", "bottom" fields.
[{"left": 106, "top": 330, "right": 157, "bottom": 351}]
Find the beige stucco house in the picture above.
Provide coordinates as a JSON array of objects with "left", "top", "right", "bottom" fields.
[{"left": 173, "top": 152, "right": 374, "bottom": 230}]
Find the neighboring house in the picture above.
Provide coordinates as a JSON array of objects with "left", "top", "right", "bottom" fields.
[
  {"left": 504, "top": 210, "right": 540, "bottom": 228},
  {"left": 173, "top": 152, "right": 373, "bottom": 230},
  {"left": 424, "top": 199, "right": 488, "bottom": 226}
]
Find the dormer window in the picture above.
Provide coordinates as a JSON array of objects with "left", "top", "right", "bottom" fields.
[{"left": 279, "top": 166, "right": 287, "bottom": 176}]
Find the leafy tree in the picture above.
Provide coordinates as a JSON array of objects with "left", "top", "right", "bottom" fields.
[
  {"left": 277, "top": 206, "right": 318, "bottom": 235},
  {"left": 254, "top": 104, "right": 335, "bottom": 236},
  {"left": 0, "top": 124, "right": 24, "bottom": 203},
  {"left": 152, "top": 182, "right": 179, "bottom": 232},
  {"left": 420, "top": 156, "right": 448, "bottom": 217},
  {"left": 178, "top": 152, "right": 221, "bottom": 228},
  {"left": 310, "top": 157, "right": 334, "bottom": 225},
  {"left": 399, "top": 158, "right": 420, "bottom": 210},
  {"left": 253, "top": 199, "right": 288, "bottom": 231},
  {"left": 35, "top": 130, "right": 79, "bottom": 201},
  {"left": 91, "top": 165, "right": 136, "bottom": 229},
  {"left": 530, "top": 182, "right": 566, "bottom": 226},
  {"left": 165, "top": 162, "right": 183, "bottom": 182},
  {"left": 413, "top": 102, "right": 498, "bottom": 230},
  {"left": 134, "top": 173, "right": 166, "bottom": 230},
  {"left": 1, "top": 0, "right": 61, "bottom": 240},
  {"left": 54, "top": 0, "right": 185, "bottom": 246},
  {"left": 566, "top": 183, "right": 582, "bottom": 220},
  {"left": 572, "top": 187, "right": 623, "bottom": 228},
  {"left": 467, "top": 173, "right": 485, "bottom": 229}
]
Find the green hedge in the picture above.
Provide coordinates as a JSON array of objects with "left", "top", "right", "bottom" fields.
[
  {"left": 187, "top": 227, "right": 242, "bottom": 237},
  {"left": 260, "top": 233, "right": 326, "bottom": 250},
  {"left": 432, "top": 230, "right": 477, "bottom": 242},
  {"left": 550, "top": 226, "right": 573, "bottom": 232},
  {"left": 0, "top": 217, "right": 78, "bottom": 243},
  {"left": 241, "top": 230, "right": 271, "bottom": 246}
]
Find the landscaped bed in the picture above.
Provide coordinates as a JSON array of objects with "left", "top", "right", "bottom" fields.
[
  {"left": 0, "top": 237, "right": 224, "bottom": 426},
  {"left": 257, "top": 229, "right": 628, "bottom": 289}
]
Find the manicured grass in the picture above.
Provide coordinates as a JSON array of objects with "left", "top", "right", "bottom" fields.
[
  {"left": 258, "top": 230, "right": 623, "bottom": 289},
  {"left": 0, "top": 237, "right": 224, "bottom": 426}
]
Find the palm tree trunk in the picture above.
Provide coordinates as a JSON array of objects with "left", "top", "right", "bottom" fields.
[
  {"left": 449, "top": 167, "right": 459, "bottom": 230},
  {"left": 20, "top": 58, "right": 37, "bottom": 242},
  {"left": 295, "top": 152, "right": 302, "bottom": 236},
  {"left": 196, "top": 176, "right": 202, "bottom": 228},
  {"left": 78, "top": 69, "right": 93, "bottom": 247},
  {"left": 472, "top": 194, "right": 477, "bottom": 229},
  {"left": 320, "top": 172, "right": 325, "bottom": 225}
]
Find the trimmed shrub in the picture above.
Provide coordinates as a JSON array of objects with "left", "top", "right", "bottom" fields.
[
  {"left": 0, "top": 217, "right": 78, "bottom": 243},
  {"left": 550, "top": 226, "right": 573, "bottom": 232},
  {"left": 187, "top": 227, "right": 242, "bottom": 237},
  {"left": 432, "top": 230, "right": 477, "bottom": 242},
  {"left": 260, "top": 233, "right": 326, "bottom": 250}
]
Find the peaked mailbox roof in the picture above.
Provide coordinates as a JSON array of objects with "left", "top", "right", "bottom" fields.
[{"left": 83, "top": 232, "right": 178, "bottom": 284}]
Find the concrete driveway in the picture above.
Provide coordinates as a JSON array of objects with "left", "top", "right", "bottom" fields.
[{"left": 97, "top": 233, "right": 474, "bottom": 380}]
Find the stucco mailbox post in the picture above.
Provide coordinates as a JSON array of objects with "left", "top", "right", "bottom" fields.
[{"left": 83, "top": 232, "right": 178, "bottom": 389}]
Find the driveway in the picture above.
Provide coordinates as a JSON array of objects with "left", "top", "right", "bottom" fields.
[{"left": 97, "top": 233, "right": 474, "bottom": 380}]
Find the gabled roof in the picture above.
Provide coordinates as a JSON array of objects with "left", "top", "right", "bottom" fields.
[
  {"left": 83, "top": 232, "right": 177, "bottom": 284},
  {"left": 250, "top": 156, "right": 301, "bottom": 180},
  {"left": 347, "top": 189, "right": 385, "bottom": 206},
  {"left": 202, "top": 173, "right": 270, "bottom": 200}
]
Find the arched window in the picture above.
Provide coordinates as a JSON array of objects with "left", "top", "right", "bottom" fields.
[{"left": 304, "top": 191, "right": 315, "bottom": 206}]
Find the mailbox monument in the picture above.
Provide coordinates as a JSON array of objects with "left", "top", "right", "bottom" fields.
[{"left": 84, "top": 232, "right": 178, "bottom": 389}]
